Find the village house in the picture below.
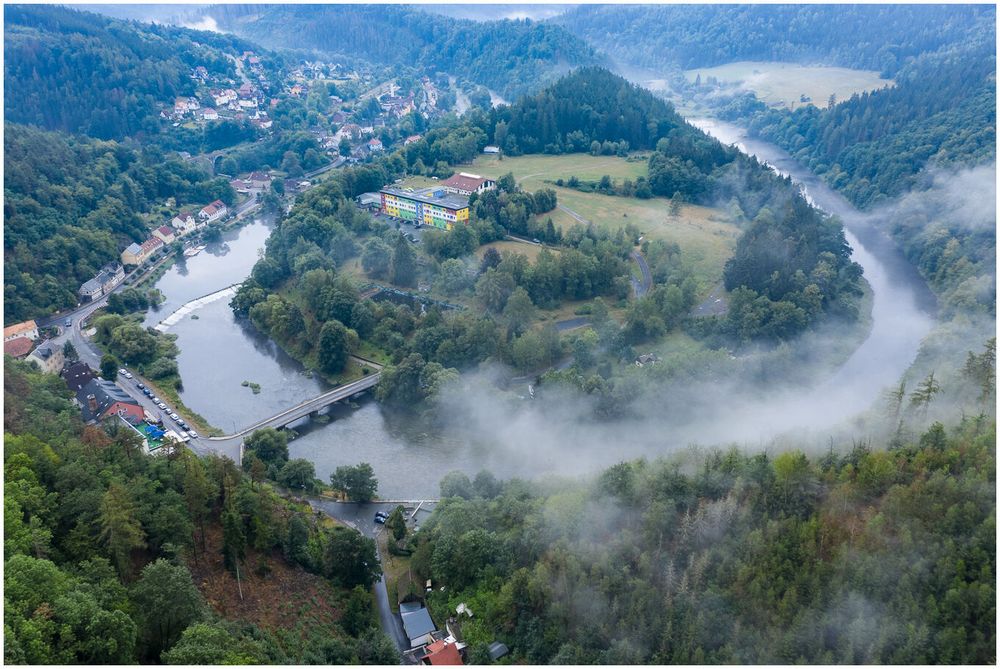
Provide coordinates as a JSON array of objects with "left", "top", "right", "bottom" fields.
[
  {"left": 252, "top": 117, "right": 273, "bottom": 130},
  {"left": 339, "top": 123, "right": 363, "bottom": 141},
  {"left": 192, "top": 65, "right": 209, "bottom": 80},
  {"left": 27, "top": 343, "right": 64, "bottom": 375},
  {"left": 401, "top": 602, "right": 438, "bottom": 649},
  {"left": 238, "top": 82, "right": 255, "bottom": 99},
  {"left": 418, "top": 637, "right": 464, "bottom": 665},
  {"left": 230, "top": 178, "right": 252, "bottom": 194},
  {"left": 61, "top": 361, "right": 97, "bottom": 392},
  {"left": 79, "top": 263, "right": 125, "bottom": 302},
  {"left": 201, "top": 107, "right": 219, "bottom": 121},
  {"left": 248, "top": 171, "right": 272, "bottom": 189},
  {"left": 441, "top": 172, "right": 497, "bottom": 197},
  {"left": 152, "top": 225, "right": 176, "bottom": 245},
  {"left": 212, "top": 89, "right": 236, "bottom": 107},
  {"left": 4, "top": 337, "right": 34, "bottom": 359},
  {"left": 4, "top": 320, "right": 39, "bottom": 343},
  {"left": 76, "top": 378, "right": 144, "bottom": 424},
  {"left": 367, "top": 137, "right": 384, "bottom": 152},
  {"left": 284, "top": 178, "right": 312, "bottom": 194},
  {"left": 405, "top": 134, "right": 423, "bottom": 145},
  {"left": 199, "top": 200, "right": 228, "bottom": 223},
  {"left": 171, "top": 211, "right": 199, "bottom": 235},
  {"left": 635, "top": 353, "right": 661, "bottom": 367},
  {"left": 483, "top": 145, "right": 501, "bottom": 154},
  {"left": 121, "top": 237, "right": 164, "bottom": 267}
]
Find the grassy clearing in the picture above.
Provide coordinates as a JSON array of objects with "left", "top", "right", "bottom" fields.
[
  {"left": 471, "top": 153, "right": 649, "bottom": 190},
  {"left": 469, "top": 153, "right": 739, "bottom": 293},
  {"left": 683, "top": 60, "right": 894, "bottom": 110},
  {"left": 477, "top": 239, "right": 559, "bottom": 262}
]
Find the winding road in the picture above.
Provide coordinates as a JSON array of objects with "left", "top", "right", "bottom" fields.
[{"left": 630, "top": 249, "right": 652, "bottom": 297}]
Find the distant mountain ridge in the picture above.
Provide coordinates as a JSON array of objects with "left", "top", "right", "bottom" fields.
[
  {"left": 204, "top": 4, "right": 601, "bottom": 99},
  {"left": 554, "top": 4, "right": 994, "bottom": 76}
]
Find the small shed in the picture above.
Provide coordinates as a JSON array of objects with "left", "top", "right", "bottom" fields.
[{"left": 487, "top": 642, "right": 509, "bottom": 661}]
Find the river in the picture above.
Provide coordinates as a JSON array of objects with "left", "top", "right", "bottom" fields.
[
  {"left": 683, "top": 118, "right": 936, "bottom": 443},
  {"left": 148, "top": 123, "right": 936, "bottom": 497}
]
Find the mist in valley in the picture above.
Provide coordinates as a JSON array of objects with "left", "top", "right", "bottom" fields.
[{"left": 411, "top": 161, "right": 997, "bottom": 486}]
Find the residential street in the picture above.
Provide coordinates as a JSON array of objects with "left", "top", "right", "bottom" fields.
[{"left": 309, "top": 498, "right": 438, "bottom": 655}]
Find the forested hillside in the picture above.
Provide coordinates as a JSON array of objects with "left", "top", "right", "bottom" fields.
[
  {"left": 489, "top": 66, "right": 701, "bottom": 154},
  {"left": 207, "top": 4, "right": 599, "bottom": 99},
  {"left": 555, "top": 4, "right": 993, "bottom": 76},
  {"left": 3, "top": 358, "right": 397, "bottom": 664},
  {"left": 408, "top": 416, "right": 995, "bottom": 664},
  {"left": 3, "top": 124, "right": 234, "bottom": 323},
  {"left": 4, "top": 5, "right": 267, "bottom": 141},
  {"left": 735, "top": 39, "right": 995, "bottom": 209}
]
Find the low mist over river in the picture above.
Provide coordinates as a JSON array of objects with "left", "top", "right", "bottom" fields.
[{"left": 153, "top": 125, "right": 936, "bottom": 497}]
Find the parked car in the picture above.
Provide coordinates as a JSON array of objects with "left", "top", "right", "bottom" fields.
[
  {"left": 150, "top": 396, "right": 159, "bottom": 403},
  {"left": 143, "top": 389, "right": 152, "bottom": 396},
  {"left": 170, "top": 413, "right": 180, "bottom": 421},
  {"left": 136, "top": 382, "right": 145, "bottom": 390},
  {"left": 374, "top": 514, "right": 387, "bottom": 524},
  {"left": 118, "top": 368, "right": 127, "bottom": 376},
  {"left": 187, "top": 430, "right": 199, "bottom": 439},
  {"left": 64, "top": 318, "right": 72, "bottom": 327},
  {"left": 124, "top": 372, "right": 133, "bottom": 379},
  {"left": 157, "top": 403, "right": 167, "bottom": 410}
]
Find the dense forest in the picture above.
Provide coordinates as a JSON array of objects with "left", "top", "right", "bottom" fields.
[
  {"left": 3, "top": 357, "right": 397, "bottom": 664},
  {"left": 487, "top": 67, "right": 701, "bottom": 155},
  {"left": 555, "top": 4, "right": 994, "bottom": 76},
  {"left": 404, "top": 414, "right": 995, "bottom": 664},
  {"left": 4, "top": 5, "right": 269, "bottom": 142},
  {"left": 733, "top": 38, "right": 996, "bottom": 209},
  {"left": 207, "top": 4, "right": 599, "bottom": 99},
  {"left": 3, "top": 124, "right": 234, "bottom": 323}
]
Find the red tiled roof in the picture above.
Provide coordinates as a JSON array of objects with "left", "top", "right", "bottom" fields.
[
  {"left": 140, "top": 238, "right": 163, "bottom": 253},
  {"left": 4, "top": 336, "right": 34, "bottom": 358},
  {"left": 156, "top": 225, "right": 174, "bottom": 236},
  {"left": 441, "top": 173, "right": 490, "bottom": 193},
  {"left": 424, "top": 640, "right": 462, "bottom": 665},
  {"left": 4, "top": 320, "right": 37, "bottom": 339}
]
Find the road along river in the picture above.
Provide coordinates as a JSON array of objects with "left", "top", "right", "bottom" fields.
[{"left": 150, "top": 125, "right": 936, "bottom": 497}]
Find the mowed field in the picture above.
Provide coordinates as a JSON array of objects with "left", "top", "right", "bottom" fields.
[
  {"left": 469, "top": 154, "right": 739, "bottom": 290},
  {"left": 477, "top": 239, "right": 558, "bottom": 262},
  {"left": 683, "top": 60, "right": 894, "bottom": 110}
]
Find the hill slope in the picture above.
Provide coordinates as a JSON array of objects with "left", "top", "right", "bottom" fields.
[
  {"left": 4, "top": 4, "right": 266, "bottom": 141},
  {"left": 207, "top": 4, "right": 599, "bottom": 99}
]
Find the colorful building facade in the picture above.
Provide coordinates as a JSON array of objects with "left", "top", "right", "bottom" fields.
[{"left": 380, "top": 187, "right": 470, "bottom": 230}]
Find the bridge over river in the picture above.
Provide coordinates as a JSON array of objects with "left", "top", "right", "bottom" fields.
[{"left": 206, "top": 372, "right": 382, "bottom": 447}]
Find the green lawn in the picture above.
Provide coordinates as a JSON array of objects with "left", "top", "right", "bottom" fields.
[
  {"left": 471, "top": 153, "right": 650, "bottom": 190},
  {"left": 463, "top": 154, "right": 738, "bottom": 293},
  {"left": 684, "top": 60, "right": 894, "bottom": 110}
]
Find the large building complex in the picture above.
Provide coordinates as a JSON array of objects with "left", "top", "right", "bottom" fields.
[{"left": 380, "top": 186, "right": 470, "bottom": 230}]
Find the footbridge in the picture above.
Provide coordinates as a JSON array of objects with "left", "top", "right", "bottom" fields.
[{"left": 207, "top": 373, "right": 381, "bottom": 443}]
